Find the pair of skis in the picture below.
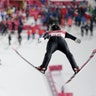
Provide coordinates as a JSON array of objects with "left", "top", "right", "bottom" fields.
[{"left": 13, "top": 48, "right": 96, "bottom": 84}]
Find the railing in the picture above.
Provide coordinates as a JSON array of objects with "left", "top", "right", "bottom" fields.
[{"left": 46, "top": 65, "right": 73, "bottom": 96}]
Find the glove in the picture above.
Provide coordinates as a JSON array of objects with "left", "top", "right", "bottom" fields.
[
  {"left": 38, "top": 38, "right": 44, "bottom": 43},
  {"left": 75, "top": 38, "right": 81, "bottom": 43}
]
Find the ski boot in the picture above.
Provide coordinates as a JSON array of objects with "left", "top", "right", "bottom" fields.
[
  {"left": 73, "top": 67, "right": 80, "bottom": 74},
  {"left": 36, "top": 66, "right": 47, "bottom": 74}
]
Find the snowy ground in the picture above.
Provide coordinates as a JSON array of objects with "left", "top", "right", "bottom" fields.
[{"left": 0, "top": 22, "right": 96, "bottom": 96}]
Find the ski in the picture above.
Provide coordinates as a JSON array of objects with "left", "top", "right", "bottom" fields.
[
  {"left": 12, "top": 48, "right": 45, "bottom": 74},
  {"left": 65, "top": 49, "right": 96, "bottom": 85}
]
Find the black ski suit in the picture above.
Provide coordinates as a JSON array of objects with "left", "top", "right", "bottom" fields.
[{"left": 40, "top": 30, "right": 79, "bottom": 72}]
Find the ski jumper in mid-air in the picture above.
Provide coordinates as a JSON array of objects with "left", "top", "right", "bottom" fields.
[{"left": 36, "top": 24, "right": 81, "bottom": 74}]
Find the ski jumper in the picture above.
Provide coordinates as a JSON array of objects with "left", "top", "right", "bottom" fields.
[{"left": 40, "top": 30, "right": 79, "bottom": 72}]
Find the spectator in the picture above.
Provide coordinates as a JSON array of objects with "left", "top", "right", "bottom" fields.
[
  {"left": 81, "top": 16, "right": 86, "bottom": 24},
  {"left": 38, "top": 27, "right": 44, "bottom": 38},
  {"left": 3, "top": 22, "right": 9, "bottom": 35},
  {"left": 40, "top": 0, "right": 46, "bottom": 4},
  {"left": 7, "top": 7, "right": 12, "bottom": 19},
  {"left": 84, "top": 22, "right": 89, "bottom": 36},
  {"left": 89, "top": 18, "right": 94, "bottom": 36},
  {"left": 11, "top": 20, "right": 15, "bottom": 34},
  {"left": 18, "top": 17, "right": 23, "bottom": 36},
  {"left": 25, "top": 7, "right": 29, "bottom": 20},
  {"left": 27, "top": 30, "right": 31, "bottom": 40},
  {"left": 31, "top": 26, "right": 36, "bottom": 39},
  {"left": 61, "top": 15, "right": 65, "bottom": 27},
  {"left": 68, "top": 16, "right": 73, "bottom": 27},
  {"left": 77, "top": 14, "right": 81, "bottom": 26},
  {"left": 18, "top": 34, "right": 22, "bottom": 45},
  {"left": 0, "top": 21, "right": 3, "bottom": 31},
  {"left": 1, "top": 10, "right": 5, "bottom": 21},
  {"left": 8, "top": 33, "right": 11, "bottom": 45},
  {"left": 80, "top": 24, "right": 85, "bottom": 37},
  {"left": 0, "top": 21, "right": 6, "bottom": 35}
]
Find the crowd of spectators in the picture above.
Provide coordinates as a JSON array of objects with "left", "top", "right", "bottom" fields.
[{"left": 0, "top": 0, "right": 96, "bottom": 45}]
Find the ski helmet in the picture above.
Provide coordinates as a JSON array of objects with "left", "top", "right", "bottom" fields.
[{"left": 51, "top": 24, "right": 60, "bottom": 31}]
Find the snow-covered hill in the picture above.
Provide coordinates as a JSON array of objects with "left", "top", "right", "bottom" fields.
[{"left": 0, "top": 23, "right": 96, "bottom": 96}]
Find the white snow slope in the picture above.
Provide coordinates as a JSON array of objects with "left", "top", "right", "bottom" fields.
[{"left": 0, "top": 23, "right": 96, "bottom": 96}]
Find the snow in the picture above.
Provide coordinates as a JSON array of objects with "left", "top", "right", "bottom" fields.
[
  {"left": 0, "top": 33, "right": 53, "bottom": 96},
  {"left": 0, "top": 24, "right": 96, "bottom": 96}
]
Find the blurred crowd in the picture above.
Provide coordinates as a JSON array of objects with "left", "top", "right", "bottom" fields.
[{"left": 0, "top": 0, "right": 96, "bottom": 45}]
